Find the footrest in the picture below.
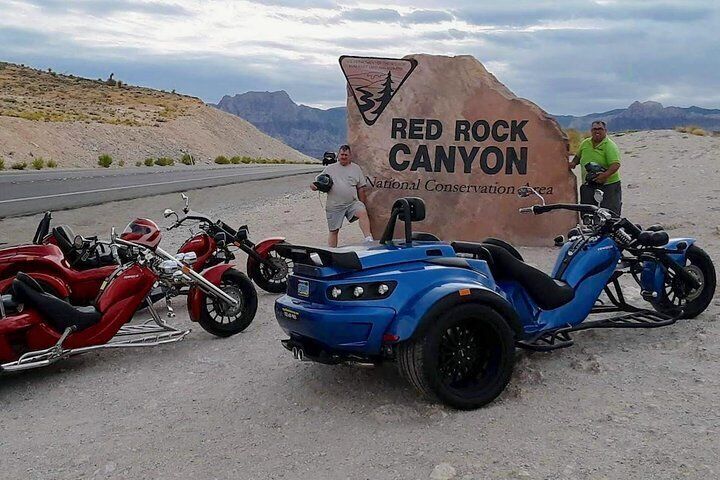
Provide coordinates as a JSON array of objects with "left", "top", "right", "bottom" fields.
[
  {"left": 573, "top": 309, "right": 677, "bottom": 331},
  {"left": 517, "top": 309, "right": 677, "bottom": 352},
  {"left": 517, "top": 330, "right": 574, "bottom": 352}
]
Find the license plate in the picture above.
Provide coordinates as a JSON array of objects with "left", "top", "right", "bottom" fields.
[
  {"left": 297, "top": 279, "right": 310, "bottom": 297},
  {"left": 281, "top": 307, "right": 299, "bottom": 320}
]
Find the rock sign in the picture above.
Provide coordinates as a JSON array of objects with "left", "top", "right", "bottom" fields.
[{"left": 340, "top": 54, "right": 578, "bottom": 246}]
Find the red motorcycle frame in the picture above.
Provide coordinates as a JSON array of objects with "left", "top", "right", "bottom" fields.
[
  {"left": 0, "top": 232, "right": 256, "bottom": 372},
  {"left": 0, "top": 242, "right": 188, "bottom": 371}
]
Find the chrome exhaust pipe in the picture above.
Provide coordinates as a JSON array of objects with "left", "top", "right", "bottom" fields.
[{"left": 291, "top": 346, "right": 305, "bottom": 361}]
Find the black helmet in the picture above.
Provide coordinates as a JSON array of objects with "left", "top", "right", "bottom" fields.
[
  {"left": 584, "top": 162, "right": 607, "bottom": 184},
  {"left": 313, "top": 173, "right": 333, "bottom": 193}
]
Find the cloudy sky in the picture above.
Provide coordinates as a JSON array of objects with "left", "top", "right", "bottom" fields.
[{"left": 1, "top": 0, "right": 718, "bottom": 114}]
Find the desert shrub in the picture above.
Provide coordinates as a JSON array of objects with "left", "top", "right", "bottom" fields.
[
  {"left": 47, "top": 159, "right": 57, "bottom": 168},
  {"left": 675, "top": 125, "right": 707, "bottom": 136},
  {"left": 214, "top": 155, "right": 230, "bottom": 164},
  {"left": 119, "top": 160, "right": 125, "bottom": 167},
  {"left": 181, "top": 153, "right": 193, "bottom": 165},
  {"left": 11, "top": 161, "right": 27, "bottom": 170},
  {"left": 0, "top": 157, "right": 4, "bottom": 170},
  {"left": 144, "top": 157, "right": 155, "bottom": 167},
  {"left": 230, "top": 156, "right": 242, "bottom": 164},
  {"left": 31, "top": 158, "right": 45, "bottom": 170},
  {"left": 97, "top": 154, "right": 113, "bottom": 168},
  {"left": 255, "top": 157, "right": 267, "bottom": 164},
  {"left": 241, "top": 156, "right": 252, "bottom": 164},
  {"left": 155, "top": 157, "right": 174, "bottom": 166},
  {"left": 135, "top": 160, "right": 142, "bottom": 167},
  {"left": 564, "top": 128, "right": 588, "bottom": 154}
]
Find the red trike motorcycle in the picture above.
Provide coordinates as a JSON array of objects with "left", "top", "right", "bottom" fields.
[
  {"left": 0, "top": 229, "right": 257, "bottom": 372},
  {"left": 163, "top": 194, "right": 293, "bottom": 294},
  {"left": 0, "top": 212, "right": 119, "bottom": 305}
]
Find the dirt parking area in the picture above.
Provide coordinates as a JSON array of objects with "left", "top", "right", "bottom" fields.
[{"left": 0, "top": 131, "right": 718, "bottom": 479}]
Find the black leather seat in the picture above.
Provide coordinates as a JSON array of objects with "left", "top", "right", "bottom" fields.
[
  {"left": 452, "top": 242, "right": 575, "bottom": 311},
  {"left": 11, "top": 272, "right": 101, "bottom": 332},
  {"left": 483, "top": 245, "right": 575, "bottom": 310}
]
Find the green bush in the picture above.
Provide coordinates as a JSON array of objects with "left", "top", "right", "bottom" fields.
[
  {"left": 135, "top": 160, "right": 142, "bottom": 167},
  {"left": 144, "top": 158, "right": 155, "bottom": 167},
  {"left": 0, "top": 157, "right": 5, "bottom": 170},
  {"left": 155, "top": 157, "right": 174, "bottom": 166},
  {"left": 214, "top": 155, "right": 230, "bottom": 164},
  {"left": 98, "top": 154, "right": 113, "bottom": 168},
  {"left": 32, "top": 158, "right": 45, "bottom": 170},
  {"left": 230, "top": 156, "right": 242, "bottom": 164},
  {"left": 181, "top": 153, "right": 193, "bottom": 165},
  {"left": 119, "top": 160, "right": 125, "bottom": 167},
  {"left": 11, "top": 161, "right": 27, "bottom": 170},
  {"left": 241, "top": 156, "right": 252, "bottom": 164},
  {"left": 47, "top": 159, "right": 57, "bottom": 168}
]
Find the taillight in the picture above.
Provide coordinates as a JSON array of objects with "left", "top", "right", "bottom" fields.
[{"left": 326, "top": 281, "right": 397, "bottom": 301}]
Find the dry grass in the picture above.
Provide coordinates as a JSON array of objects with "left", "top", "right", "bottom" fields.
[
  {"left": 0, "top": 62, "right": 200, "bottom": 126},
  {"left": 675, "top": 125, "right": 707, "bottom": 136},
  {"left": 564, "top": 128, "right": 588, "bottom": 154}
]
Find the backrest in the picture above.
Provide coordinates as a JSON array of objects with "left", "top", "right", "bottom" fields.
[{"left": 52, "top": 225, "right": 77, "bottom": 258}]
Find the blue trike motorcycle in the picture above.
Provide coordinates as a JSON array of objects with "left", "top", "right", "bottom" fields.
[{"left": 273, "top": 191, "right": 715, "bottom": 409}]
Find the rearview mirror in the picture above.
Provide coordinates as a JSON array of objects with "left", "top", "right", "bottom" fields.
[
  {"left": 163, "top": 208, "right": 177, "bottom": 220},
  {"left": 594, "top": 189, "right": 604, "bottom": 206},
  {"left": 517, "top": 185, "right": 546, "bottom": 205}
]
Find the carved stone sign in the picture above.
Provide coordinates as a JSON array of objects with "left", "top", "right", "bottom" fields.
[{"left": 341, "top": 54, "right": 577, "bottom": 246}]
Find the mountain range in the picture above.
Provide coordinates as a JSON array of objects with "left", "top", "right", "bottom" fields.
[
  {"left": 215, "top": 91, "right": 346, "bottom": 159},
  {"left": 214, "top": 93, "right": 720, "bottom": 158}
]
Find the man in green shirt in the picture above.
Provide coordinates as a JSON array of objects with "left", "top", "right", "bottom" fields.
[{"left": 569, "top": 120, "right": 622, "bottom": 214}]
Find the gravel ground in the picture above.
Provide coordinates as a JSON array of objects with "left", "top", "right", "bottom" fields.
[{"left": 0, "top": 130, "right": 718, "bottom": 479}]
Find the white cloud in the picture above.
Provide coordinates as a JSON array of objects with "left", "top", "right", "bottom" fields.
[{"left": 0, "top": 0, "right": 718, "bottom": 114}]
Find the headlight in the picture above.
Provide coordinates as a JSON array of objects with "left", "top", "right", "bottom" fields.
[{"left": 326, "top": 281, "right": 397, "bottom": 301}]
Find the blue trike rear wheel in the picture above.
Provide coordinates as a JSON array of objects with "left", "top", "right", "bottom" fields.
[{"left": 397, "top": 303, "right": 516, "bottom": 410}]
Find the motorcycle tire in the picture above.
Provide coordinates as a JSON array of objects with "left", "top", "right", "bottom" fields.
[
  {"left": 247, "top": 246, "right": 293, "bottom": 294},
  {"left": 397, "top": 303, "right": 515, "bottom": 410},
  {"left": 651, "top": 245, "right": 716, "bottom": 319},
  {"left": 198, "top": 269, "right": 258, "bottom": 337}
]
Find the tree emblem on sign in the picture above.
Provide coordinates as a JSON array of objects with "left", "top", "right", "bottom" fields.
[{"left": 339, "top": 56, "right": 418, "bottom": 126}]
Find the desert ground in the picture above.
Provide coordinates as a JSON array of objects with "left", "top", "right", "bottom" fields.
[{"left": 0, "top": 130, "right": 718, "bottom": 480}]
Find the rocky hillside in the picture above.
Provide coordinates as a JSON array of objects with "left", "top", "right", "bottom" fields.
[
  {"left": 554, "top": 101, "right": 720, "bottom": 132},
  {"left": 0, "top": 62, "right": 312, "bottom": 167},
  {"left": 214, "top": 91, "right": 346, "bottom": 158}
]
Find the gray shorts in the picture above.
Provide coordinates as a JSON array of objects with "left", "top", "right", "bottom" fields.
[{"left": 326, "top": 201, "right": 366, "bottom": 231}]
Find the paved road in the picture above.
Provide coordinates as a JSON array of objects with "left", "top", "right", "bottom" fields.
[{"left": 0, "top": 164, "right": 321, "bottom": 217}]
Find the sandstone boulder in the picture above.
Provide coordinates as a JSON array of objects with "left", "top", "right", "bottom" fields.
[{"left": 341, "top": 54, "right": 577, "bottom": 246}]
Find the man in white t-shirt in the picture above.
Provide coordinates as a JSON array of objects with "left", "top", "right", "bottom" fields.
[{"left": 311, "top": 145, "right": 373, "bottom": 247}]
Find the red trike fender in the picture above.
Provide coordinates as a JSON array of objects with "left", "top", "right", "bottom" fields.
[
  {"left": 187, "top": 263, "right": 236, "bottom": 322},
  {"left": 246, "top": 237, "right": 285, "bottom": 271}
]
